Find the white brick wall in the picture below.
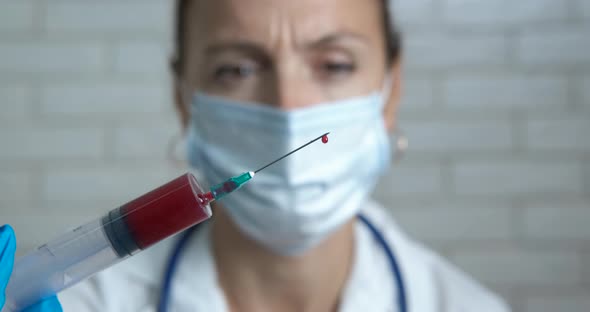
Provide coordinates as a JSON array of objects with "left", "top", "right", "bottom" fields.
[
  {"left": 523, "top": 199, "right": 590, "bottom": 240},
  {"left": 113, "top": 122, "right": 178, "bottom": 159},
  {"left": 0, "top": 85, "right": 32, "bottom": 124},
  {"left": 0, "top": 1, "right": 34, "bottom": 31},
  {"left": 40, "top": 83, "right": 168, "bottom": 115},
  {"left": 45, "top": 2, "right": 170, "bottom": 33},
  {"left": 391, "top": 201, "right": 514, "bottom": 243},
  {"left": 0, "top": 171, "right": 32, "bottom": 201},
  {"left": 525, "top": 295, "right": 590, "bottom": 312},
  {"left": 404, "top": 120, "right": 513, "bottom": 151},
  {"left": 113, "top": 41, "right": 169, "bottom": 75},
  {"left": 582, "top": 76, "right": 590, "bottom": 108},
  {"left": 517, "top": 27, "right": 590, "bottom": 66},
  {"left": 0, "top": 128, "right": 104, "bottom": 159},
  {"left": 0, "top": 1, "right": 588, "bottom": 311},
  {"left": 400, "top": 77, "right": 435, "bottom": 109},
  {"left": 374, "top": 164, "right": 444, "bottom": 198},
  {"left": 444, "top": 75, "right": 568, "bottom": 110},
  {"left": 582, "top": 0, "right": 590, "bottom": 18},
  {"left": 526, "top": 117, "right": 590, "bottom": 150},
  {"left": 390, "top": 0, "right": 435, "bottom": 26},
  {"left": 451, "top": 249, "right": 581, "bottom": 286},
  {"left": 442, "top": 0, "right": 568, "bottom": 26},
  {"left": 0, "top": 42, "right": 105, "bottom": 73},
  {"left": 453, "top": 162, "right": 583, "bottom": 195},
  {"left": 405, "top": 33, "right": 507, "bottom": 70}
]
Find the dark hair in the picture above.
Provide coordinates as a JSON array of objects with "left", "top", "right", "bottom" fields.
[{"left": 172, "top": 0, "right": 402, "bottom": 75}]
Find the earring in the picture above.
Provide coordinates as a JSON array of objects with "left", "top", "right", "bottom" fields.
[
  {"left": 167, "top": 132, "right": 187, "bottom": 168},
  {"left": 392, "top": 127, "right": 408, "bottom": 163}
]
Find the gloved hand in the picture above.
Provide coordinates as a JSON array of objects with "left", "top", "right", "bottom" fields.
[
  {"left": 20, "top": 298, "right": 62, "bottom": 312},
  {"left": 1, "top": 225, "right": 62, "bottom": 312}
]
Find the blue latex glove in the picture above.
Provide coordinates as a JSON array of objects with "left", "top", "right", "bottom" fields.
[
  {"left": 0, "top": 225, "right": 62, "bottom": 312},
  {"left": 21, "top": 298, "right": 62, "bottom": 312},
  {"left": 0, "top": 225, "right": 16, "bottom": 309}
]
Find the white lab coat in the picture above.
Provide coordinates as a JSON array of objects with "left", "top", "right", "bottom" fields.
[{"left": 59, "top": 201, "right": 509, "bottom": 311}]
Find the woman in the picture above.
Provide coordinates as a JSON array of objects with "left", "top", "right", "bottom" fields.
[{"left": 2, "top": 0, "right": 509, "bottom": 311}]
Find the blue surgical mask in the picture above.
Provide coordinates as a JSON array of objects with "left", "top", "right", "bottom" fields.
[{"left": 187, "top": 90, "right": 392, "bottom": 255}]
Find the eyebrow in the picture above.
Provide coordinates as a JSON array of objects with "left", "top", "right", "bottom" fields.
[
  {"left": 205, "top": 41, "right": 265, "bottom": 56},
  {"left": 306, "top": 32, "right": 369, "bottom": 49},
  {"left": 204, "top": 31, "right": 369, "bottom": 56}
]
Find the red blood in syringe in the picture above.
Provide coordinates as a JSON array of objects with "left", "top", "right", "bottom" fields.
[
  {"left": 120, "top": 173, "right": 211, "bottom": 249},
  {"left": 198, "top": 192, "right": 215, "bottom": 205}
]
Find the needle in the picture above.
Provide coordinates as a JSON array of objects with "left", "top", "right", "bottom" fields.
[{"left": 254, "top": 132, "right": 330, "bottom": 174}]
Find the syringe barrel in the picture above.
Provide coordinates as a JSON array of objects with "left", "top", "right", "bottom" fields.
[{"left": 3, "top": 173, "right": 211, "bottom": 312}]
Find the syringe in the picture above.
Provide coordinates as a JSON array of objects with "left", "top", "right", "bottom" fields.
[{"left": 3, "top": 132, "right": 329, "bottom": 312}]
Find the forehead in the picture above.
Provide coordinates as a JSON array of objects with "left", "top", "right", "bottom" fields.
[{"left": 187, "top": 0, "right": 383, "bottom": 46}]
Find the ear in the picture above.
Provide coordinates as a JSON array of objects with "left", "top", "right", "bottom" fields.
[
  {"left": 383, "top": 57, "right": 402, "bottom": 131},
  {"left": 173, "top": 76, "right": 191, "bottom": 131}
]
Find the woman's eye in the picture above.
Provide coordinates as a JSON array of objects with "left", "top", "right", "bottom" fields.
[
  {"left": 212, "top": 63, "right": 256, "bottom": 82},
  {"left": 322, "top": 62, "right": 355, "bottom": 75}
]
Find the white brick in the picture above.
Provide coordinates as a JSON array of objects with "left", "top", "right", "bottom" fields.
[
  {"left": 453, "top": 162, "right": 582, "bottom": 195},
  {"left": 518, "top": 28, "right": 590, "bottom": 66},
  {"left": 114, "top": 125, "right": 176, "bottom": 159},
  {"left": 41, "top": 84, "right": 168, "bottom": 114},
  {"left": 452, "top": 250, "right": 580, "bottom": 286},
  {"left": 390, "top": 0, "right": 435, "bottom": 26},
  {"left": 0, "top": 172, "right": 32, "bottom": 201},
  {"left": 584, "top": 252, "right": 590, "bottom": 284},
  {"left": 526, "top": 118, "right": 590, "bottom": 150},
  {"left": 0, "top": 43, "right": 103, "bottom": 73},
  {"left": 114, "top": 41, "right": 169, "bottom": 74},
  {"left": 0, "top": 1, "right": 34, "bottom": 31},
  {"left": 399, "top": 78, "right": 434, "bottom": 110},
  {"left": 0, "top": 128, "right": 103, "bottom": 159},
  {"left": 526, "top": 295, "right": 590, "bottom": 312},
  {"left": 45, "top": 2, "right": 171, "bottom": 33},
  {"left": 581, "top": 0, "right": 590, "bottom": 18},
  {"left": 445, "top": 75, "right": 567, "bottom": 110},
  {"left": 583, "top": 77, "right": 590, "bottom": 109},
  {"left": 0, "top": 201, "right": 33, "bottom": 216},
  {"left": 373, "top": 164, "right": 443, "bottom": 199},
  {"left": 394, "top": 205, "right": 513, "bottom": 242},
  {"left": 585, "top": 164, "right": 590, "bottom": 194},
  {"left": 405, "top": 120, "right": 513, "bottom": 151},
  {"left": 524, "top": 201, "right": 590, "bottom": 240},
  {"left": 42, "top": 169, "right": 176, "bottom": 202},
  {"left": 404, "top": 34, "right": 506, "bottom": 69},
  {"left": 0, "top": 85, "right": 32, "bottom": 122},
  {"left": 443, "top": 0, "right": 567, "bottom": 25}
]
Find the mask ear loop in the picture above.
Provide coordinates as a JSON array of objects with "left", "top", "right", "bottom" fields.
[{"left": 381, "top": 72, "right": 408, "bottom": 164}]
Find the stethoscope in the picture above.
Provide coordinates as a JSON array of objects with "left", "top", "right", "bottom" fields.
[{"left": 158, "top": 214, "right": 407, "bottom": 312}]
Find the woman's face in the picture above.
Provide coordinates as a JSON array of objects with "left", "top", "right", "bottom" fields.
[{"left": 175, "top": 0, "right": 401, "bottom": 127}]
